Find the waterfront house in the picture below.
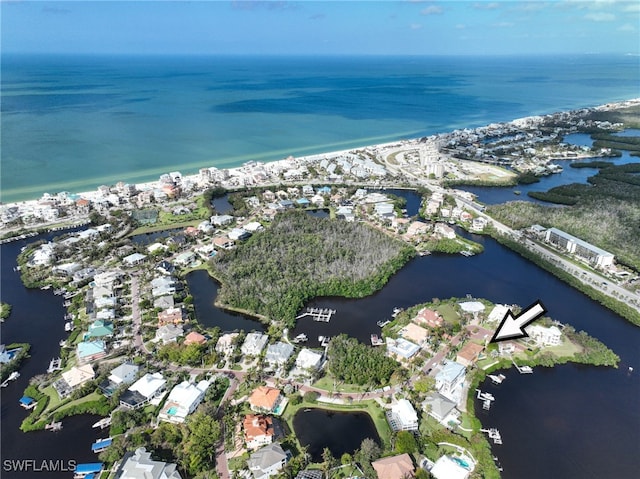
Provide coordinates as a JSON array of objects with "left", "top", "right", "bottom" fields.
[
  {"left": 413, "top": 308, "right": 444, "bottom": 329},
  {"left": 120, "top": 372, "right": 166, "bottom": 409},
  {"left": 76, "top": 340, "right": 107, "bottom": 364},
  {"left": 244, "top": 414, "right": 275, "bottom": 450},
  {"left": 435, "top": 361, "right": 466, "bottom": 402},
  {"left": 54, "top": 364, "right": 95, "bottom": 398},
  {"left": 249, "top": 386, "right": 283, "bottom": 414},
  {"left": 294, "top": 348, "right": 323, "bottom": 371},
  {"left": 174, "top": 251, "right": 196, "bottom": 266},
  {"left": 123, "top": 252, "right": 146, "bottom": 266},
  {"left": 386, "top": 399, "right": 419, "bottom": 432},
  {"left": 216, "top": 332, "right": 239, "bottom": 356},
  {"left": 371, "top": 453, "right": 415, "bottom": 479},
  {"left": 386, "top": 337, "right": 420, "bottom": 360},
  {"left": 158, "top": 380, "right": 209, "bottom": 424},
  {"left": 100, "top": 362, "right": 140, "bottom": 397},
  {"left": 113, "top": 447, "right": 181, "bottom": 479},
  {"left": 241, "top": 332, "right": 269, "bottom": 357},
  {"left": 154, "top": 295, "right": 175, "bottom": 310},
  {"left": 155, "top": 324, "right": 184, "bottom": 344},
  {"left": 527, "top": 324, "right": 562, "bottom": 347},
  {"left": 400, "top": 323, "right": 430, "bottom": 344},
  {"left": 248, "top": 443, "right": 288, "bottom": 479},
  {"left": 264, "top": 342, "right": 295, "bottom": 368},
  {"left": 87, "top": 319, "right": 114, "bottom": 339},
  {"left": 423, "top": 392, "right": 459, "bottom": 427},
  {"left": 487, "top": 304, "right": 510, "bottom": 323},
  {"left": 430, "top": 455, "right": 470, "bottom": 479},
  {"left": 456, "top": 342, "right": 484, "bottom": 367},
  {"left": 184, "top": 331, "right": 207, "bottom": 346},
  {"left": 158, "top": 307, "right": 185, "bottom": 326}
]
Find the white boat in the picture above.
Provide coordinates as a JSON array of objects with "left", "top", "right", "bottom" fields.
[
  {"left": 293, "top": 334, "right": 308, "bottom": 343},
  {"left": 92, "top": 417, "right": 112, "bottom": 429},
  {"left": 64, "top": 322, "right": 74, "bottom": 332},
  {"left": 8, "top": 371, "right": 20, "bottom": 381},
  {"left": 488, "top": 374, "right": 506, "bottom": 384}
]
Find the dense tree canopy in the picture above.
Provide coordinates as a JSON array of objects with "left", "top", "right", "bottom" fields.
[
  {"left": 210, "top": 210, "right": 414, "bottom": 325},
  {"left": 327, "top": 335, "right": 399, "bottom": 386}
]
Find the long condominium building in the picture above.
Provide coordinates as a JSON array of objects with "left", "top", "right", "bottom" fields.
[{"left": 544, "top": 227, "right": 614, "bottom": 268}]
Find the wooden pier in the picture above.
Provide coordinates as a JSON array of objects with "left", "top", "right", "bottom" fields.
[
  {"left": 512, "top": 359, "right": 533, "bottom": 374},
  {"left": 296, "top": 307, "right": 336, "bottom": 322}
]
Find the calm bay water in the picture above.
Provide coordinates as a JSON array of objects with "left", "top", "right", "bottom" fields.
[{"left": 2, "top": 54, "right": 639, "bottom": 202}]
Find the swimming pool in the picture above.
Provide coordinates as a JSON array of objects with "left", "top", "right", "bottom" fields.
[
  {"left": 452, "top": 457, "right": 471, "bottom": 470},
  {"left": 167, "top": 406, "right": 178, "bottom": 416}
]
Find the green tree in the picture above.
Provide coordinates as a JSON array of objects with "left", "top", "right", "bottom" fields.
[
  {"left": 394, "top": 431, "right": 418, "bottom": 455},
  {"left": 184, "top": 411, "right": 221, "bottom": 475}
]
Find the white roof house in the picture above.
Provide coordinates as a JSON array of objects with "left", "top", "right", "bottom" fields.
[
  {"left": 386, "top": 337, "right": 420, "bottom": 360},
  {"left": 527, "top": 324, "right": 562, "bottom": 347},
  {"left": 109, "top": 362, "right": 140, "bottom": 386},
  {"left": 123, "top": 252, "right": 147, "bottom": 266},
  {"left": 430, "top": 455, "right": 470, "bottom": 479},
  {"left": 115, "top": 447, "right": 182, "bottom": 479},
  {"left": 386, "top": 399, "right": 419, "bottom": 432},
  {"left": 295, "top": 348, "right": 323, "bottom": 370},
  {"left": 158, "top": 380, "right": 210, "bottom": 424},
  {"left": 129, "top": 373, "right": 166, "bottom": 400},
  {"left": 265, "top": 342, "right": 295, "bottom": 366},
  {"left": 241, "top": 333, "right": 269, "bottom": 357},
  {"left": 487, "top": 304, "right": 510, "bottom": 322},
  {"left": 216, "top": 332, "right": 239, "bottom": 355}
]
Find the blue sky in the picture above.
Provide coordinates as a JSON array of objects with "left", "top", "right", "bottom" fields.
[{"left": 2, "top": 1, "right": 639, "bottom": 56}]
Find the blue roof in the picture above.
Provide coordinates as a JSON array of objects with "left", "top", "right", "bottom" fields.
[
  {"left": 91, "top": 438, "right": 113, "bottom": 451},
  {"left": 75, "top": 463, "right": 103, "bottom": 474},
  {"left": 296, "top": 198, "right": 310, "bottom": 204},
  {"left": 19, "top": 396, "right": 35, "bottom": 405}
]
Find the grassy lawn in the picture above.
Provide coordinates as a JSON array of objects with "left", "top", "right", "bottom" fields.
[
  {"left": 52, "top": 391, "right": 103, "bottom": 414},
  {"left": 312, "top": 376, "right": 370, "bottom": 394},
  {"left": 283, "top": 398, "right": 392, "bottom": 450},
  {"left": 547, "top": 339, "right": 582, "bottom": 358},
  {"left": 435, "top": 303, "right": 459, "bottom": 323},
  {"left": 41, "top": 385, "right": 64, "bottom": 413}
]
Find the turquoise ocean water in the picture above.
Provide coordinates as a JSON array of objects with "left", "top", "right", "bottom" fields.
[{"left": 1, "top": 54, "right": 639, "bottom": 203}]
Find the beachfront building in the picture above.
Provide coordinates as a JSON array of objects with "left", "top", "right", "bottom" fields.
[
  {"left": 244, "top": 414, "right": 275, "bottom": 450},
  {"left": 527, "top": 324, "right": 562, "bottom": 347},
  {"left": 120, "top": 372, "right": 166, "bottom": 409},
  {"left": 435, "top": 361, "right": 466, "bottom": 403},
  {"left": 113, "top": 447, "right": 182, "bottom": 479},
  {"left": 248, "top": 443, "right": 288, "bottom": 479},
  {"left": 544, "top": 227, "right": 615, "bottom": 268},
  {"left": 386, "top": 399, "right": 419, "bottom": 432},
  {"left": 158, "top": 380, "right": 209, "bottom": 424},
  {"left": 371, "top": 453, "right": 415, "bottom": 479}
]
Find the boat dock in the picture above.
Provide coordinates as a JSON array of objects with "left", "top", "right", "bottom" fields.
[
  {"left": 370, "top": 334, "right": 384, "bottom": 346},
  {"left": 45, "top": 421, "right": 63, "bottom": 431},
  {"left": 377, "top": 319, "right": 390, "bottom": 328},
  {"left": 481, "top": 428, "right": 502, "bottom": 445},
  {"left": 91, "top": 437, "right": 112, "bottom": 453},
  {"left": 47, "top": 358, "right": 62, "bottom": 373},
  {"left": 512, "top": 359, "right": 533, "bottom": 374},
  {"left": 460, "top": 250, "right": 475, "bottom": 257},
  {"left": 476, "top": 389, "right": 495, "bottom": 410},
  {"left": 318, "top": 336, "right": 330, "bottom": 347},
  {"left": 488, "top": 374, "right": 506, "bottom": 384},
  {"left": 74, "top": 463, "right": 104, "bottom": 478},
  {"left": 19, "top": 396, "right": 37, "bottom": 410},
  {"left": 1, "top": 371, "right": 20, "bottom": 388},
  {"left": 296, "top": 308, "right": 336, "bottom": 322}
]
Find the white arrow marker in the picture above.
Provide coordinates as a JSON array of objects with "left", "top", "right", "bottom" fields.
[{"left": 490, "top": 301, "right": 547, "bottom": 343}]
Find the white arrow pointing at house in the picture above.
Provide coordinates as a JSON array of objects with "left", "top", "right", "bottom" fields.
[{"left": 490, "top": 301, "right": 547, "bottom": 343}]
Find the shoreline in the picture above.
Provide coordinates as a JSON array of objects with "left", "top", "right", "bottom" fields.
[{"left": 2, "top": 98, "right": 639, "bottom": 211}]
